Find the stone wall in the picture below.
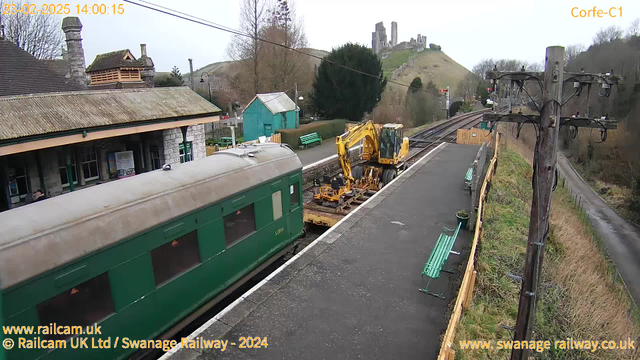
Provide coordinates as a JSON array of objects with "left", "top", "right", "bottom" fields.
[{"left": 163, "top": 124, "right": 206, "bottom": 165}]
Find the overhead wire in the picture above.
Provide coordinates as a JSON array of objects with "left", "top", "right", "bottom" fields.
[{"left": 122, "top": 0, "right": 438, "bottom": 94}]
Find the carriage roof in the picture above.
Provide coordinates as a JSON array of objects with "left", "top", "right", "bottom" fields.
[{"left": 0, "top": 143, "right": 301, "bottom": 289}]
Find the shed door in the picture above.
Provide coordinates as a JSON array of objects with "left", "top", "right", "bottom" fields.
[{"left": 264, "top": 124, "right": 273, "bottom": 136}]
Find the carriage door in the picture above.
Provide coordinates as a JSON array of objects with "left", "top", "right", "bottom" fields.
[{"left": 287, "top": 175, "right": 302, "bottom": 237}]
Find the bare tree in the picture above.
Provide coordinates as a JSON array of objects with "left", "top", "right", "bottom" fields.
[
  {"left": 261, "top": 0, "right": 309, "bottom": 95},
  {"left": 227, "top": 0, "right": 267, "bottom": 99},
  {"left": 565, "top": 44, "right": 585, "bottom": 65},
  {"left": 593, "top": 25, "right": 623, "bottom": 45},
  {"left": 472, "top": 59, "right": 495, "bottom": 79},
  {"left": 627, "top": 18, "right": 640, "bottom": 38},
  {"left": 455, "top": 72, "right": 480, "bottom": 101},
  {"left": 0, "top": 0, "right": 64, "bottom": 59},
  {"left": 524, "top": 62, "right": 543, "bottom": 72}
]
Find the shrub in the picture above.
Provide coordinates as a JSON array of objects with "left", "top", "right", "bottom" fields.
[
  {"left": 278, "top": 120, "right": 353, "bottom": 148},
  {"left": 460, "top": 101, "right": 474, "bottom": 113},
  {"left": 449, "top": 101, "right": 463, "bottom": 115}
]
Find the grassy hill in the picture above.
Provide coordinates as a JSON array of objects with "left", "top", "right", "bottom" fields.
[
  {"left": 182, "top": 48, "right": 329, "bottom": 88},
  {"left": 382, "top": 49, "right": 471, "bottom": 94}
]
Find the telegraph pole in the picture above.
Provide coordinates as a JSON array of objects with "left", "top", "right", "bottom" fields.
[
  {"left": 483, "top": 45, "right": 620, "bottom": 360},
  {"left": 294, "top": 82, "right": 299, "bottom": 127},
  {"left": 510, "top": 46, "right": 563, "bottom": 360}
]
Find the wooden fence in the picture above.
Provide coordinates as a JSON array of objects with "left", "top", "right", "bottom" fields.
[
  {"left": 456, "top": 128, "right": 492, "bottom": 146},
  {"left": 437, "top": 133, "right": 500, "bottom": 360}
]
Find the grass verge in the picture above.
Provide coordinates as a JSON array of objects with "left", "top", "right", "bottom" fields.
[
  {"left": 567, "top": 157, "right": 640, "bottom": 225},
  {"left": 453, "top": 148, "right": 639, "bottom": 360}
]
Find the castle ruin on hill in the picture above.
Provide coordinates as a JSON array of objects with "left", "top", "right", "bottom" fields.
[{"left": 371, "top": 21, "right": 427, "bottom": 56}]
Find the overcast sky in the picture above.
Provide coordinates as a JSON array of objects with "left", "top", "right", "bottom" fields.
[{"left": 42, "top": 0, "right": 640, "bottom": 74}]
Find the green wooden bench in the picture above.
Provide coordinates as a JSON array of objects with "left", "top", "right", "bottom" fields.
[
  {"left": 464, "top": 166, "right": 473, "bottom": 194},
  {"left": 419, "top": 222, "right": 462, "bottom": 299},
  {"left": 300, "top": 133, "right": 322, "bottom": 148}
]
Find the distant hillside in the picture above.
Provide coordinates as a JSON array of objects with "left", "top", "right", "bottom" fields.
[
  {"left": 382, "top": 49, "right": 471, "bottom": 94},
  {"left": 181, "top": 48, "right": 329, "bottom": 88}
]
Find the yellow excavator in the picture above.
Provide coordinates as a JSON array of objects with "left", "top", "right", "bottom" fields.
[{"left": 314, "top": 121, "right": 410, "bottom": 204}]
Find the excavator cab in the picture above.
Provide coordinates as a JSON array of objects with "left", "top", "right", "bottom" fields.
[{"left": 379, "top": 124, "right": 408, "bottom": 164}]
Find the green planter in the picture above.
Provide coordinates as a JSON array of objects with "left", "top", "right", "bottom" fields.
[{"left": 456, "top": 213, "right": 469, "bottom": 229}]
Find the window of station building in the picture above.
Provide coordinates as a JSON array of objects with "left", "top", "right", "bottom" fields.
[
  {"left": 224, "top": 204, "right": 256, "bottom": 247},
  {"left": 150, "top": 145, "right": 162, "bottom": 170},
  {"left": 151, "top": 231, "right": 201, "bottom": 286},
  {"left": 7, "top": 158, "right": 29, "bottom": 202},
  {"left": 58, "top": 150, "right": 78, "bottom": 187},
  {"left": 290, "top": 183, "right": 299, "bottom": 208},
  {"left": 272, "top": 191, "right": 283, "bottom": 220},
  {"left": 80, "top": 146, "right": 99, "bottom": 181},
  {"left": 36, "top": 272, "right": 114, "bottom": 340},
  {"left": 179, "top": 142, "right": 192, "bottom": 163}
]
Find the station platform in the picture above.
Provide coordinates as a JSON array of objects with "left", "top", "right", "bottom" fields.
[
  {"left": 296, "top": 140, "right": 338, "bottom": 166},
  {"left": 164, "top": 143, "right": 481, "bottom": 360}
]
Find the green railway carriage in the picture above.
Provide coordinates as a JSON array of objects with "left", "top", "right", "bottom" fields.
[{"left": 0, "top": 144, "right": 303, "bottom": 360}]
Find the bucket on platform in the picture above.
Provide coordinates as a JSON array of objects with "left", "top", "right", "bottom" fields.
[{"left": 456, "top": 210, "right": 469, "bottom": 229}]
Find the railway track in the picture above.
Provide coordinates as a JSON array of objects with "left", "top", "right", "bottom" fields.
[
  {"left": 404, "top": 110, "right": 487, "bottom": 165},
  {"left": 301, "top": 109, "right": 488, "bottom": 209}
]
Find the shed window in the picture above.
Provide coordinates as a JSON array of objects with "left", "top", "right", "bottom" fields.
[
  {"left": 37, "top": 272, "right": 114, "bottom": 339},
  {"left": 272, "top": 191, "right": 283, "bottom": 220},
  {"left": 224, "top": 204, "right": 256, "bottom": 246},
  {"left": 290, "top": 183, "right": 299, "bottom": 208},
  {"left": 151, "top": 231, "right": 201, "bottom": 286}
]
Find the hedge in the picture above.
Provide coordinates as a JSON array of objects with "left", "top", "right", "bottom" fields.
[{"left": 278, "top": 120, "right": 354, "bottom": 148}]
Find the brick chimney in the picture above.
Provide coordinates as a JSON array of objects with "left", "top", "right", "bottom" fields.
[
  {"left": 139, "top": 43, "right": 155, "bottom": 88},
  {"left": 61, "top": 17, "right": 87, "bottom": 88}
]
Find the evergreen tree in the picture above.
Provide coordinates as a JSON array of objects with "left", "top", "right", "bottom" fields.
[
  {"left": 312, "top": 43, "right": 386, "bottom": 121},
  {"left": 408, "top": 77, "right": 423, "bottom": 94},
  {"left": 155, "top": 66, "right": 184, "bottom": 87}
]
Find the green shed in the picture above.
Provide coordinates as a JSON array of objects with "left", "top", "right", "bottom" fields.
[{"left": 243, "top": 92, "right": 298, "bottom": 141}]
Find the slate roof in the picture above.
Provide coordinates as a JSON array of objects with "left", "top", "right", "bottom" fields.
[
  {"left": 0, "top": 39, "right": 84, "bottom": 97},
  {"left": 86, "top": 49, "right": 144, "bottom": 72},
  {"left": 245, "top": 92, "right": 297, "bottom": 115},
  {"left": 0, "top": 87, "right": 221, "bottom": 141},
  {"left": 42, "top": 59, "right": 70, "bottom": 78}
]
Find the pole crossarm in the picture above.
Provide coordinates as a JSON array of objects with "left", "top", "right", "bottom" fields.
[
  {"left": 486, "top": 71, "right": 621, "bottom": 85},
  {"left": 483, "top": 113, "right": 618, "bottom": 129},
  {"left": 564, "top": 72, "right": 622, "bottom": 86},
  {"left": 486, "top": 71, "right": 544, "bottom": 82}
]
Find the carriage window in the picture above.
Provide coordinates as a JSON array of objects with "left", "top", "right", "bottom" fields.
[
  {"left": 224, "top": 204, "right": 256, "bottom": 246},
  {"left": 151, "top": 231, "right": 201, "bottom": 286},
  {"left": 290, "top": 183, "right": 299, "bottom": 208},
  {"left": 272, "top": 191, "right": 283, "bottom": 220},
  {"left": 37, "top": 272, "right": 114, "bottom": 339}
]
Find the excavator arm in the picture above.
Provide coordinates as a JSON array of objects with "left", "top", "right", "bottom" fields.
[{"left": 336, "top": 121, "right": 379, "bottom": 185}]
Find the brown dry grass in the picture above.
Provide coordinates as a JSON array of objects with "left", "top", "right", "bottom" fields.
[
  {"left": 506, "top": 133, "right": 640, "bottom": 358},
  {"left": 454, "top": 130, "right": 639, "bottom": 359}
]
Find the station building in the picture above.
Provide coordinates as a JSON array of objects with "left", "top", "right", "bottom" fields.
[
  {"left": 0, "top": 17, "right": 221, "bottom": 212},
  {"left": 0, "top": 87, "right": 221, "bottom": 212}
]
